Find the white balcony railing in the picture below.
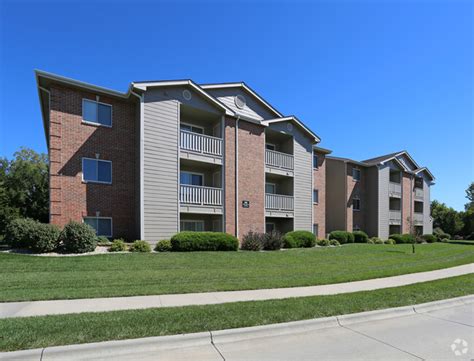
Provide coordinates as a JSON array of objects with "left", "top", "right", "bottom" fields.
[
  {"left": 180, "top": 130, "right": 223, "bottom": 157},
  {"left": 414, "top": 212, "right": 424, "bottom": 224},
  {"left": 389, "top": 210, "right": 401, "bottom": 222},
  {"left": 414, "top": 188, "right": 424, "bottom": 200},
  {"left": 180, "top": 185, "right": 223, "bottom": 206},
  {"left": 389, "top": 182, "right": 402, "bottom": 197},
  {"left": 265, "top": 149, "right": 294, "bottom": 170},
  {"left": 265, "top": 193, "right": 294, "bottom": 211}
]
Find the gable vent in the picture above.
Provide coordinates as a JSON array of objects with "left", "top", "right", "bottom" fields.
[{"left": 235, "top": 94, "right": 246, "bottom": 109}]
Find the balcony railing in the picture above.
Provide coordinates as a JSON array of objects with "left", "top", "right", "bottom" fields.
[
  {"left": 180, "top": 130, "right": 223, "bottom": 157},
  {"left": 265, "top": 193, "right": 294, "bottom": 211},
  {"left": 414, "top": 212, "right": 424, "bottom": 224},
  {"left": 389, "top": 210, "right": 401, "bottom": 222},
  {"left": 265, "top": 149, "right": 294, "bottom": 170},
  {"left": 414, "top": 188, "right": 424, "bottom": 200},
  {"left": 180, "top": 185, "right": 222, "bottom": 206},
  {"left": 389, "top": 182, "right": 402, "bottom": 197}
]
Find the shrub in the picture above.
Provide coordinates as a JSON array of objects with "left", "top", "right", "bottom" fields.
[
  {"left": 109, "top": 239, "right": 128, "bottom": 252},
  {"left": 388, "top": 234, "right": 403, "bottom": 243},
  {"left": 241, "top": 232, "right": 264, "bottom": 251},
  {"left": 283, "top": 231, "right": 316, "bottom": 248},
  {"left": 171, "top": 232, "right": 239, "bottom": 252},
  {"left": 386, "top": 238, "right": 396, "bottom": 245},
  {"left": 401, "top": 233, "right": 415, "bottom": 244},
  {"left": 367, "top": 238, "right": 374, "bottom": 244},
  {"left": 329, "top": 231, "right": 353, "bottom": 244},
  {"left": 4, "top": 218, "right": 38, "bottom": 248},
  {"left": 439, "top": 233, "right": 451, "bottom": 241},
  {"left": 97, "top": 236, "right": 111, "bottom": 246},
  {"left": 30, "top": 223, "right": 61, "bottom": 253},
  {"left": 317, "top": 238, "right": 330, "bottom": 246},
  {"left": 467, "top": 232, "right": 474, "bottom": 241},
  {"left": 352, "top": 231, "right": 369, "bottom": 243},
  {"left": 59, "top": 221, "right": 97, "bottom": 254},
  {"left": 262, "top": 231, "right": 283, "bottom": 251},
  {"left": 422, "top": 234, "right": 437, "bottom": 243},
  {"left": 453, "top": 235, "right": 463, "bottom": 240},
  {"left": 329, "top": 239, "right": 340, "bottom": 246},
  {"left": 374, "top": 238, "right": 385, "bottom": 244},
  {"left": 154, "top": 239, "right": 172, "bottom": 252},
  {"left": 129, "top": 240, "right": 151, "bottom": 253}
]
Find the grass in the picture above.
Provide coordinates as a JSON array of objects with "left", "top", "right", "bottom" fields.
[
  {"left": 0, "top": 243, "right": 473, "bottom": 302},
  {"left": 0, "top": 274, "right": 472, "bottom": 352}
]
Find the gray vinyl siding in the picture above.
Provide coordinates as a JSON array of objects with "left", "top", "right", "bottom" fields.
[
  {"left": 423, "top": 177, "right": 432, "bottom": 234},
  {"left": 267, "top": 121, "right": 313, "bottom": 231},
  {"left": 325, "top": 159, "right": 346, "bottom": 233},
  {"left": 365, "top": 166, "right": 379, "bottom": 237},
  {"left": 205, "top": 88, "right": 276, "bottom": 120},
  {"left": 377, "top": 165, "right": 390, "bottom": 239},
  {"left": 143, "top": 90, "right": 179, "bottom": 241}
]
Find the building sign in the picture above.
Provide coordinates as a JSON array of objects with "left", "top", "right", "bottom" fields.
[{"left": 242, "top": 200, "right": 250, "bottom": 208}]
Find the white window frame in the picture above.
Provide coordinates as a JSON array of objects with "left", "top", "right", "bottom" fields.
[
  {"left": 180, "top": 122, "right": 205, "bottom": 134},
  {"left": 180, "top": 220, "right": 205, "bottom": 232},
  {"left": 313, "top": 189, "right": 319, "bottom": 204},
  {"left": 265, "top": 143, "right": 276, "bottom": 151},
  {"left": 83, "top": 216, "right": 113, "bottom": 237},
  {"left": 265, "top": 182, "right": 277, "bottom": 194},
  {"left": 352, "top": 167, "right": 361, "bottom": 182},
  {"left": 82, "top": 99, "right": 113, "bottom": 127},
  {"left": 180, "top": 171, "right": 204, "bottom": 186},
  {"left": 313, "top": 153, "right": 319, "bottom": 169},
  {"left": 266, "top": 222, "right": 276, "bottom": 233},
  {"left": 82, "top": 157, "right": 112, "bottom": 184},
  {"left": 353, "top": 196, "right": 361, "bottom": 211}
]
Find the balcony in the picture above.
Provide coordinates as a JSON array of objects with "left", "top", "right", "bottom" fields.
[
  {"left": 265, "top": 149, "right": 294, "bottom": 177},
  {"left": 389, "top": 182, "right": 402, "bottom": 198},
  {"left": 414, "top": 188, "right": 424, "bottom": 200},
  {"left": 180, "top": 130, "right": 223, "bottom": 165},
  {"left": 414, "top": 212, "right": 424, "bottom": 225},
  {"left": 265, "top": 193, "right": 294, "bottom": 218},
  {"left": 180, "top": 185, "right": 223, "bottom": 214},
  {"left": 389, "top": 210, "right": 401, "bottom": 225}
]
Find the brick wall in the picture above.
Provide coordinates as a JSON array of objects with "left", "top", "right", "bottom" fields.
[
  {"left": 402, "top": 172, "right": 413, "bottom": 233},
  {"left": 346, "top": 163, "right": 366, "bottom": 232},
  {"left": 49, "top": 85, "right": 138, "bottom": 240},
  {"left": 313, "top": 151, "right": 326, "bottom": 238}
]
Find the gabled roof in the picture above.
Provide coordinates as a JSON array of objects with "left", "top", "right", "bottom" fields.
[
  {"left": 200, "top": 82, "right": 283, "bottom": 118},
  {"left": 261, "top": 116, "right": 321, "bottom": 143},
  {"left": 363, "top": 150, "right": 420, "bottom": 169},
  {"left": 326, "top": 156, "right": 369, "bottom": 167},
  {"left": 414, "top": 167, "right": 435, "bottom": 181},
  {"left": 132, "top": 80, "right": 234, "bottom": 116},
  {"left": 313, "top": 145, "right": 332, "bottom": 154}
]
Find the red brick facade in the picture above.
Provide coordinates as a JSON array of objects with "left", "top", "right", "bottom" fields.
[
  {"left": 402, "top": 172, "right": 413, "bottom": 233},
  {"left": 313, "top": 151, "right": 327, "bottom": 239},
  {"left": 49, "top": 85, "right": 138, "bottom": 240}
]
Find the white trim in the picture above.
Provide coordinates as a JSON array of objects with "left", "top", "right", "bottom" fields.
[
  {"left": 81, "top": 157, "right": 112, "bottom": 184},
  {"left": 83, "top": 216, "right": 113, "bottom": 237},
  {"left": 262, "top": 117, "right": 321, "bottom": 142},
  {"left": 82, "top": 98, "right": 113, "bottom": 128}
]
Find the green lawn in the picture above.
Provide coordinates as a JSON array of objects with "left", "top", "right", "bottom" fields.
[
  {"left": 0, "top": 243, "right": 473, "bottom": 302},
  {"left": 0, "top": 274, "right": 472, "bottom": 352}
]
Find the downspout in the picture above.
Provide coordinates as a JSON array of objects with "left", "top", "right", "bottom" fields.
[{"left": 235, "top": 115, "right": 241, "bottom": 238}]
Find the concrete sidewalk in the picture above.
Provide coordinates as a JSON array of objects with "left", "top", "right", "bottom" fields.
[
  {"left": 1, "top": 295, "right": 473, "bottom": 360},
  {"left": 0, "top": 263, "right": 472, "bottom": 319}
]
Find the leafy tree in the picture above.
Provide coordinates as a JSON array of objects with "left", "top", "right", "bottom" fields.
[
  {"left": 0, "top": 148, "right": 48, "bottom": 235},
  {"left": 465, "top": 182, "right": 474, "bottom": 211},
  {"left": 430, "top": 200, "right": 463, "bottom": 236}
]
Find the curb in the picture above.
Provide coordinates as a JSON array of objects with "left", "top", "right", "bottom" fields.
[{"left": 1, "top": 295, "right": 472, "bottom": 360}]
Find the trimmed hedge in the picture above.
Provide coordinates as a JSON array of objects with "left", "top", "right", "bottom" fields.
[
  {"left": 329, "top": 231, "right": 354, "bottom": 244},
  {"left": 171, "top": 232, "right": 239, "bottom": 252},
  {"left": 59, "top": 221, "right": 97, "bottom": 254},
  {"left": 386, "top": 238, "right": 396, "bottom": 245},
  {"left": 154, "top": 240, "right": 172, "bottom": 252},
  {"left": 109, "top": 239, "right": 128, "bottom": 252},
  {"left": 352, "top": 231, "right": 369, "bottom": 243},
  {"left": 30, "top": 223, "right": 61, "bottom": 253},
  {"left": 283, "top": 231, "right": 316, "bottom": 248},
  {"left": 317, "top": 238, "right": 330, "bottom": 246},
  {"left": 241, "top": 232, "right": 264, "bottom": 251},
  {"left": 130, "top": 240, "right": 151, "bottom": 253},
  {"left": 422, "top": 234, "right": 437, "bottom": 243},
  {"left": 4, "top": 218, "right": 38, "bottom": 248},
  {"left": 329, "top": 239, "right": 340, "bottom": 246}
]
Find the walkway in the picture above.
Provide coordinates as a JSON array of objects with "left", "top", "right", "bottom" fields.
[{"left": 0, "top": 263, "right": 472, "bottom": 319}]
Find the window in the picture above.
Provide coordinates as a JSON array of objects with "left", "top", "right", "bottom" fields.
[
  {"left": 266, "top": 222, "right": 276, "bottom": 233},
  {"left": 83, "top": 217, "right": 112, "bottom": 237},
  {"left": 313, "top": 153, "right": 319, "bottom": 169},
  {"left": 265, "top": 183, "right": 276, "bottom": 194},
  {"left": 180, "top": 220, "right": 204, "bottom": 232},
  {"left": 180, "top": 123, "right": 204, "bottom": 134},
  {"left": 415, "top": 177, "right": 424, "bottom": 189},
  {"left": 180, "top": 172, "right": 203, "bottom": 186},
  {"left": 313, "top": 223, "right": 318, "bottom": 235},
  {"left": 82, "top": 99, "right": 112, "bottom": 126},
  {"left": 352, "top": 167, "right": 361, "bottom": 181},
  {"left": 266, "top": 143, "right": 276, "bottom": 151},
  {"left": 353, "top": 197, "right": 360, "bottom": 211},
  {"left": 82, "top": 158, "right": 112, "bottom": 184},
  {"left": 313, "top": 189, "right": 319, "bottom": 203}
]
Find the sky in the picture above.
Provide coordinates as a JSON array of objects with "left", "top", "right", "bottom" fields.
[{"left": 0, "top": 0, "right": 472, "bottom": 210}]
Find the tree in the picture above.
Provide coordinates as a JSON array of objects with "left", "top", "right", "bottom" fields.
[
  {"left": 0, "top": 148, "right": 49, "bottom": 235},
  {"left": 465, "top": 182, "right": 474, "bottom": 211},
  {"left": 430, "top": 200, "right": 463, "bottom": 236}
]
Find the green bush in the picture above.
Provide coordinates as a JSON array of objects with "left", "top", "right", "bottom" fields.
[
  {"left": 438, "top": 233, "right": 451, "bottom": 241},
  {"left": 154, "top": 239, "right": 172, "bottom": 252},
  {"left": 422, "top": 234, "right": 437, "bottom": 243},
  {"left": 388, "top": 234, "right": 403, "bottom": 243},
  {"left": 329, "top": 239, "right": 340, "bottom": 246},
  {"left": 283, "top": 231, "right": 316, "bottom": 248},
  {"left": 4, "top": 218, "right": 38, "bottom": 248},
  {"left": 352, "top": 231, "right": 369, "bottom": 243},
  {"left": 97, "top": 236, "right": 111, "bottom": 246},
  {"left": 129, "top": 240, "right": 151, "bottom": 253},
  {"left": 171, "top": 232, "right": 239, "bottom": 252},
  {"left": 109, "top": 239, "right": 128, "bottom": 252},
  {"left": 374, "top": 238, "right": 385, "bottom": 244},
  {"left": 329, "top": 231, "right": 353, "bottom": 244},
  {"left": 317, "top": 238, "right": 330, "bottom": 246},
  {"left": 367, "top": 238, "right": 375, "bottom": 244},
  {"left": 241, "top": 232, "right": 264, "bottom": 251},
  {"left": 401, "top": 233, "right": 415, "bottom": 243},
  {"left": 59, "top": 221, "right": 97, "bottom": 254},
  {"left": 262, "top": 231, "right": 283, "bottom": 251},
  {"left": 386, "top": 238, "right": 396, "bottom": 245},
  {"left": 30, "top": 223, "right": 61, "bottom": 253}
]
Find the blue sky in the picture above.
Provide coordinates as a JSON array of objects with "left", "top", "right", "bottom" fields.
[{"left": 0, "top": 0, "right": 472, "bottom": 210}]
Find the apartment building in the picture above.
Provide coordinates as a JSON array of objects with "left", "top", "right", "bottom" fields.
[
  {"left": 326, "top": 151, "right": 435, "bottom": 239},
  {"left": 36, "top": 70, "right": 327, "bottom": 241}
]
